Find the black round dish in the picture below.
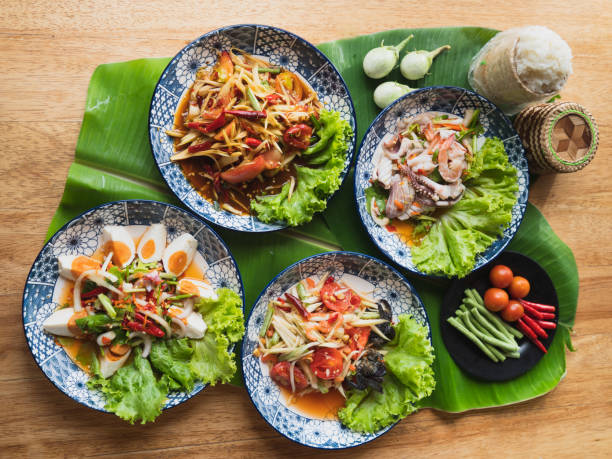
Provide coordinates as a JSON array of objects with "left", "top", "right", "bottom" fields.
[{"left": 440, "top": 251, "right": 558, "bottom": 382}]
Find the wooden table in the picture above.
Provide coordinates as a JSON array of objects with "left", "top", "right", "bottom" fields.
[{"left": 1, "top": 1, "right": 611, "bottom": 456}]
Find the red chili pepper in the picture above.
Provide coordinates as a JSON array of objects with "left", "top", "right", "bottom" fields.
[
  {"left": 134, "top": 312, "right": 145, "bottom": 323},
  {"left": 538, "top": 320, "right": 557, "bottom": 330},
  {"left": 224, "top": 110, "right": 267, "bottom": 119},
  {"left": 285, "top": 293, "right": 310, "bottom": 318},
  {"left": 519, "top": 299, "right": 556, "bottom": 313},
  {"left": 324, "top": 276, "right": 335, "bottom": 285},
  {"left": 517, "top": 318, "right": 547, "bottom": 353},
  {"left": 126, "top": 321, "right": 145, "bottom": 332},
  {"left": 187, "top": 140, "right": 214, "bottom": 153},
  {"left": 265, "top": 94, "right": 283, "bottom": 104},
  {"left": 283, "top": 123, "right": 312, "bottom": 150},
  {"left": 522, "top": 315, "right": 548, "bottom": 339},
  {"left": 539, "top": 312, "right": 556, "bottom": 320},
  {"left": 144, "top": 323, "right": 165, "bottom": 338},
  {"left": 81, "top": 287, "right": 106, "bottom": 299},
  {"left": 186, "top": 112, "right": 227, "bottom": 133},
  {"left": 245, "top": 137, "right": 262, "bottom": 148},
  {"left": 521, "top": 303, "right": 544, "bottom": 320}
]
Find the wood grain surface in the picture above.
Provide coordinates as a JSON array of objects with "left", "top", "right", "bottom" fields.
[{"left": 1, "top": 1, "right": 611, "bottom": 457}]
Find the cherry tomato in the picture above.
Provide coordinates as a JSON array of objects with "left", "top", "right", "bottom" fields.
[
  {"left": 489, "top": 265, "right": 514, "bottom": 289},
  {"left": 270, "top": 361, "right": 308, "bottom": 391},
  {"left": 219, "top": 155, "right": 266, "bottom": 184},
  {"left": 283, "top": 123, "right": 313, "bottom": 150},
  {"left": 508, "top": 276, "right": 531, "bottom": 299},
  {"left": 483, "top": 288, "right": 509, "bottom": 312},
  {"left": 346, "top": 327, "right": 371, "bottom": 352},
  {"left": 320, "top": 281, "right": 357, "bottom": 313},
  {"left": 501, "top": 300, "right": 524, "bottom": 322},
  {"left": 310, "top": 348, "right": 344, "bottom": 380}
]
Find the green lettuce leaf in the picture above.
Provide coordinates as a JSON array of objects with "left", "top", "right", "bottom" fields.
[
  {"left": 195, "top": 288, "right": 244, "bottom": 342},
  {"left": 364, "top": 183, "right": 388, "bottom": 216},
  {"left": 88, "top": 348, "right": 169, "bottom": 424},
  {"left": 411, "top": 138, "right": 518, "bottom": 277},
  {"left": 251, "top": 110, "right": 352, "bottom": 226},
  {"left": 338, "top": 315, "right": 436, "bottom": 433},
  {"left": 189, "top": 334, "right": 236, "bottom": 385},
  {"left": 149, "top": 338, "right": 195, "bottom": 391}
]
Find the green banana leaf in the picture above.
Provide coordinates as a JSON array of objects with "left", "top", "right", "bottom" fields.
[{"left": 45, "top": 27, "right": 578, "bottom": 412}]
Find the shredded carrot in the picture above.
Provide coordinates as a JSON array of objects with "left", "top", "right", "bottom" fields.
[
  {"left": 306, "top": 278, "right": 315, "bottom": 289},
  {"left": 433, "top": 122, "right": 464, "bottom": 131},
  {"left": 394, "top": 199, "right": 404, "bottom": 210}
]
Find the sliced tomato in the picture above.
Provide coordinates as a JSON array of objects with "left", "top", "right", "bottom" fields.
[
  {"left": 219, "top": 155, "right": 266, "bottom": 184},
  {"left": 320, "top": 281, "right": 358, "bottom": 313},
  {"left": 274, "top": 71, "right": 303, "bottom": 101},
  {"left": 346, "top": 326, "right": 370, "bottom": 352},
  {"left": 283, "top": 123, "right": 312, "bottom": 150},
  {"left": 269, "top": 361, "right": 308, "bottom": 391},
  {"left": 310, "top": 347, "right": 344, "bottom": 380}
]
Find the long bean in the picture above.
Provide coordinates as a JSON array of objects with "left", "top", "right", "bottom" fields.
[
  {"left": 466, "top": 295, "right": 523, "bottom": 339},
  {"left": 504, "top": 350, "right": 521, "bottom": 359},
  {"left": 458, "top": 311, "right": 518, "bottom": 353},
  {"left": 466, "top": 313, "right": 508, "bottom": 361},
  {"left": 447, "top": 317, "right": 498, "bottom": 362},
  {"left": 471, "top": 306, "right": 514, "bottom": 343}
]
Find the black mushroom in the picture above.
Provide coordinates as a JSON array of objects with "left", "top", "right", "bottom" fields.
[
  {"left": 344, "top": 349, "right": 386, "bottom": 392},
  {"left": 368, "top": 299, "right": 396, "bottom": 348}
]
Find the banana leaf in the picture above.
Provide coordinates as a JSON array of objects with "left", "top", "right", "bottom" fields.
[{"left": 45, "top": 27, "right": 578, "bottom": 411}]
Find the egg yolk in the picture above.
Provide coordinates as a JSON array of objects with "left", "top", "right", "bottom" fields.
[
  {"left": 105, "top": 241, "right": 132, "bottom": 266},
  {"left": 179, "top": 279, "right": 200, "bottom": 295},
  {"left": 168, "top": 250, "right": 187, "bottom": 274},
  {"left": 141, "top": 239, "right": 156, "bottom": 259},
  {"left": 67, "top": 310, "right": 89, "bottom": 338},
  {"left": 71, "top": 256, "right": 101, "bottom": 278}
]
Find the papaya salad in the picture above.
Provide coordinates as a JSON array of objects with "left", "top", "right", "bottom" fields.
[
  {"left": 166, "top": 50, "right": 353, "bottom": 226},
  {"left": 43, "top": 224, "right": 244, "bottom": 424},
  {"left": 254, "top": 273, "right": 436, "bottom": 433},
  {"left": 366, "top": 110, "right": 518, "bottom": 277}
]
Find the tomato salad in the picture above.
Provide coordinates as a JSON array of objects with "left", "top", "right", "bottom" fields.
[{"left": 254, "top": 274, "right": 396, "bottom": 398}]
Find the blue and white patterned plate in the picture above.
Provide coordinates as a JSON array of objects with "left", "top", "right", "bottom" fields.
[
  {"left": 149, "top": 24, "right": 357, "bottom": 232},
  {"left": 242, "top": 251, "right": 431, "bottom": 449},
  {"left": 355, "top": 86, "right": 529, "bottom": 278},
  {"left": 22, "top": 200, "right": 244, "bottom": 414}
]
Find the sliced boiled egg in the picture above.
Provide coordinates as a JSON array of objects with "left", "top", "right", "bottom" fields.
[
  {"left": 162, "top": 233, "right": 197, "bottom": 276},
  {"left": 42, "top": 307, "right": 88, "bottom": 337},
  {"left": 99, "top": 347, "right": 131, "bottom": 378},
  {"left": 137, "top": 223, "right": 167, "bottom": 263},
  {"left": 102, "top": 225, "right": 135, "bottom": 268},
  {"left": 57, "top": 255, "right": 101, "bottom": 281},
  {"left": 177, "top": 277, "right": 218, "bottom": 300},
  {"left": 168, "top": 306, "right": 207, "bottom": 339}
]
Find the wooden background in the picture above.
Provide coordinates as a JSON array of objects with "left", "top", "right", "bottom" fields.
[{"left": 1, "top": 1, "right": 611, "bottom": 457}]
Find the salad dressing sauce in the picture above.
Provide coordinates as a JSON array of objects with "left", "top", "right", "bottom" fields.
[
  {"left": 387, "top": 220, "right": 417, "bottom": 246},
  {"left": 56, "top": 337, "right": 96, "bottom": 374},
  {"left": 280, "top": 387, "right": 346, "bottom": 420}
]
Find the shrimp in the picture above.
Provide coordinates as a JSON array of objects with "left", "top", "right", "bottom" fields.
[{"left": 437, "top": 137, "right": 466, "bottom": 182}]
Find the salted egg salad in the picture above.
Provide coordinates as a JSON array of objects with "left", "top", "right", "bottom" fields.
[
  {"left": 43, "top": 224, "right": 244, "bottom": 424},
  {"left": 255, "top": 273, "right": 436, "bottom": 433}
]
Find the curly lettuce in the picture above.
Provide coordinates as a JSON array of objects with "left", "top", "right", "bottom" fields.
[
  {"left": 87, "top": 288, "right": 244, "bottom": 424},
  {"left": 411, "top": 138, "right": 518, "bottom": 278},
  {"left": 338, "top": 315, "right": 436, "bottom": 433},
  {"left": 251, "top": 110, "right": 352, "bottom": 226}
]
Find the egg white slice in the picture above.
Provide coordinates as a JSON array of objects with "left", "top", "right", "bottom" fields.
[
  {"left": 137, "top": 223, "right": 167, "bottom": 263},
  {"left": 102, "top": 225, "right": 135, "bottom": 268},
  {"left": 162, "top": 233, "right": 198, "bottom": 276},
  {"left": 99, "top": 348, "right": 131, "bottom": 378},
  {"left": 57, "top": 255, "right": 102, "bottom": 281},
  {"left": 168, "top": 306, "right": 208, "bottom": 339},
  {"left": 42, "top": 307, "right": 87, "bottom": 337},
  {"left": 177, "top": 277, "right": 218, "bottom": 300}
]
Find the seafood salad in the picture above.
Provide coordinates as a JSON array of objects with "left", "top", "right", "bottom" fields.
[
  {"left": 254, "top": 273, "right": 435, "bottom": 433},
  {"left": 365, "top": 107, "right": 520, "bottom": 279},
  {"left": 166, "top": 50, "right": 352, "bottom": 226},
  {"left": 369, "top": 110, "right": 484, "bottom": 225},
  {"left": 43, "top": 224, "right": 244, "bottom": 424}
]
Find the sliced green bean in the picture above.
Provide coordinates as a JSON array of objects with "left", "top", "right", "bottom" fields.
[
  {"left": 258, "top": 67, "right": 281, "bottom": 74},
  {"left": 259, "top": 303, "right": 274, "bottom": 337},
  {"left": 447, "top": 317, "right": 498, "bottom": 362},
  {"left": 247, "top": 87, "right": 261, "bottom": 111}
]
